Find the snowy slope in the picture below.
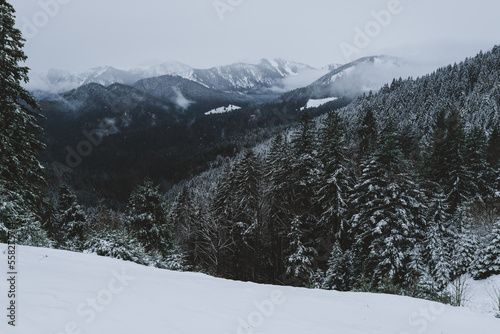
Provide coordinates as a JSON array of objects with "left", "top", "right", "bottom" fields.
[
  {"left": 310, "top": 55, "right": 403, "bottom": 88},
  {"left": 301, "top": 97, "right": 339, "bottom": 110},
  {"left": 205, "top": 104, "right": 242, "bottom": 115},
  {"left": 26, "top": 62, "right": 195, "bottom": 97},
  {"left": 1, "top": 244, "right": 499, "bottom": 334}
]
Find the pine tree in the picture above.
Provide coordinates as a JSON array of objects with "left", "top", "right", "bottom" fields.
[
  {"left": 357, "top": 105, "right": 378, "bottom": 160},
  {"left": 0, "top": 185, "right": 52, "bottom": 247},
  {"left": 0, "top": 1, "right": 46, "bottom": 238},
  {"left": 290, "top": 113, "right": 320, "bottom": 217},
  {"left": 463, "top": 127, "right": 490, "bottom": 201},
  {"left": 443, "top": 109, "right": 474, "bottom": 212},
  {"left": 162, "top": 244, "right": 189, "bottom": 271},
  {"left": 210, "top": 153, "right": 264, "bottom": 281},
  {"left": 128, "top": 179, "right": 171, "bottom": 254},
  {"left": 425, "top": 109, "right": 448, "bottom": 187},
  {"left": 486, "top": 123, "right": 500, "bottom": 192},
  {"left": 426, "top": 108, "right": 474, "bottom": 213},
  {"left": 285, "top": 217, "right": 317, "bottom": 287},
  {"left": 264, "top": 133, "right": 293, "bottom": 283},
  {"left": 323, "top": 241, "right": 351, "bottom": 291},
  {"left": 231, "top": 148, "right": 263, "bottom": 281},
  {"left": 233, "top": 148, "right": 262, "bottom": 229},
  {"left": 350, "top": 122, "right": 427, "bottom": 288},
  {"left": 169, "top": 186, "right": 197, "bottom": 264},
  {"left": 211, "top": 165, "right": 238, "bottom": 277},
  {"left": 471, "top": 220, "right": 500, "bottom": 279},
  {"left": 55, "top": 185, "right": 88, "bottom": 251},
  {"left": 83, "top": 229, "right": 150, "bottom": 265},
  {"left": 450, "top": 207, "right": 479, "bottom": 278},
  {"left": 317, "top": 111, "right": 349, "bottom": 241},
  {"left": 487, "top": 123, "right": 500, "bottom": 169},
  {"left": 213, "top": 164, "right": 238, "bottom": 224},
  {"left": 424, "top": 193, "right": 453, "bottom": 289},
  {"left": 285, "top": 113, "right": 322, "bottom": 280}
]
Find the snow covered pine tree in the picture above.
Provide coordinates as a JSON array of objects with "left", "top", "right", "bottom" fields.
[{"left": 0, "top": 0, "right": 50, "bottom": 246}]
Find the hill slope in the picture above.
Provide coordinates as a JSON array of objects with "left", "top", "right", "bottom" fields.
[{"left": 0, "top": 244, "right": 498, "bottom": 334}]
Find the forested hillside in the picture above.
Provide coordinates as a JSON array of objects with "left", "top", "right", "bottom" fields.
[
  {"left": 149, "top": 46, "right": 500, "bottom": 297},
  {"left": 26, "top": 46, "right": 500, "bottom": 298}
]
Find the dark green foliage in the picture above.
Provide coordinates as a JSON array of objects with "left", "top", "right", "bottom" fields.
[
  {"left": 471, "top": 220, "right": 500, "bottom": 279},
  {"left": 264, "top": 133, "right": 295, "bottom": 283},
  {"left": 0, "top": 1, "right": 45, "bottom": 206},
  {"left": 0, "top": 1, "right": 46, "bottom": 240},
  {"left": 317, "top": 112, "right": 349, "bottom": 241},
  {"left": 350, "top": 123, "right": 427, "bottom": 289},
  {"left": 451, "top": 208, "right": 480, "bottom": 278},
  {"left": 322, "top": 241, "right": 352, "bottom": 291},
  {"left": 425, "top": 109, "right": 477, "bottom": 213},
  {"left": 0, "top": 185, "right": 52, "bottom": 247},
  {"left": 128, "top": 179, "right": 171, "bottom": 254},
  {"left": 84, "top": 230, "right": 150, "bottom": 265},
  {"left": 212, "top": 149, "right": 265, "bottom": 281},
  {"left": 55, "top": 185, "right": 88, "bottom": 250},
  {"left": 169, "top": 186, "right": 198, "bottom": 265},
  {"left": 424, "top": 193, "right": 453, "bottom": 289},
  {"left": 357, "top": 105, "right": 377, "bottom": 160},
  {"left": 285, "top": 216, "right": 317, "bottom": 287},
  {"left": 487, "top": 123, "right": 500, "bottom": 169},
  {"left": 288, "top": 113, "right": 321, "bottom": 240}
]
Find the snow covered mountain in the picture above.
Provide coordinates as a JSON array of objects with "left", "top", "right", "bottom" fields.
[
  {"left": 27, "top": 62, "right": 194, "bottom": 99},
  {"left": 275, "top": 55, "right": 426, "bottom": 111},
  {"left": 27, "top": 59, "right": 325, "bottom": 99},
  {"left": 1, "top": 243, "right": 498, "bottom": 334},
  {"left": 132, "top": 75, "right": 255, "bottom": 111},
  {"left": 308, "top": 55, "right": 409, "bottom": 96},
  {"left": 190, "top": 58, "right": 316, "bottom": 94}
]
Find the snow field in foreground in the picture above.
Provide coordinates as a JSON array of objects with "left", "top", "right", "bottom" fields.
[{"left": 0, "top": 244, "right": 499, "bottom": 334}]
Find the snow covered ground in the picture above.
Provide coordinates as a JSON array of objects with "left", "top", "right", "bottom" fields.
[
  {"left": 301, "top": 97, "right": 339, "bottom": 110},
  {"left": 450, "top": 275, "right": 500, "bottom": 316},
  {"left": 1, "top": 244, "right": 499, "bottom": 334},
  {"left": 205, "top": 104, "right": 242, "bottom": 115}
]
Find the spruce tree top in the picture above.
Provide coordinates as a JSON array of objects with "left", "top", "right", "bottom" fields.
[
  {"left": 0, "top": 1, "right": 45, "bottom": 211},
  {"left": 0, "top": 1, "right": 38, "bottom": 112}
]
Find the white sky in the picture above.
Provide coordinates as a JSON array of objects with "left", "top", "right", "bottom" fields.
[{"left": 9, "top": 0, "right": 500, "bottom": 72}]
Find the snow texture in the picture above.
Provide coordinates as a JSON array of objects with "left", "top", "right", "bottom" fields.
[
  {"left": 205, "top": 104, "right": 242, "bottom": 115},
  {"left": 301, "top": 97, "right": 339, "bottom": 110},
  {"left": 0, "top": 244, "right": 499, "bottom": 334}
]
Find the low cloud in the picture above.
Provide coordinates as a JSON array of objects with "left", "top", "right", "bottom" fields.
[
  {"left": 173, "top": 87, "right": 194, "bottom": 110},
  {"left": 96, "top": 118, "right": 120, "bottom": 137},
  {"left": 315, "top": 58, "right": 439, "bottom": 98},
  {"left": 272, "top": 68, "right": 330, "bottom": 93}
]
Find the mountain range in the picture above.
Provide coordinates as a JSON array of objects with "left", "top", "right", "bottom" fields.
[
  {"left": 35, "top": 54, "right": 426, "bottom": 198},
  {"left": 37, "top": 56, "right": 415, "bottom": 128},
  {"left": 27, "top": 59, "right": 332, "bottom": 100}
]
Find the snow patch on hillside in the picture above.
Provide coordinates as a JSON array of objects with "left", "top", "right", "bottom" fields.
[
  {"left": 205, "top": 104, "right": 241, "bottom": 115},
  {"left": 301, "top": 97, "right": 339, "bottom": 110},
  {"left": 327, "top": 66, "right": 355, "bottom": 84}
]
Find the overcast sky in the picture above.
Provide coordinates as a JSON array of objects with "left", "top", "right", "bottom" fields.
[{"left": 9, "top": 0, "right": 500, "bottom": 73}]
